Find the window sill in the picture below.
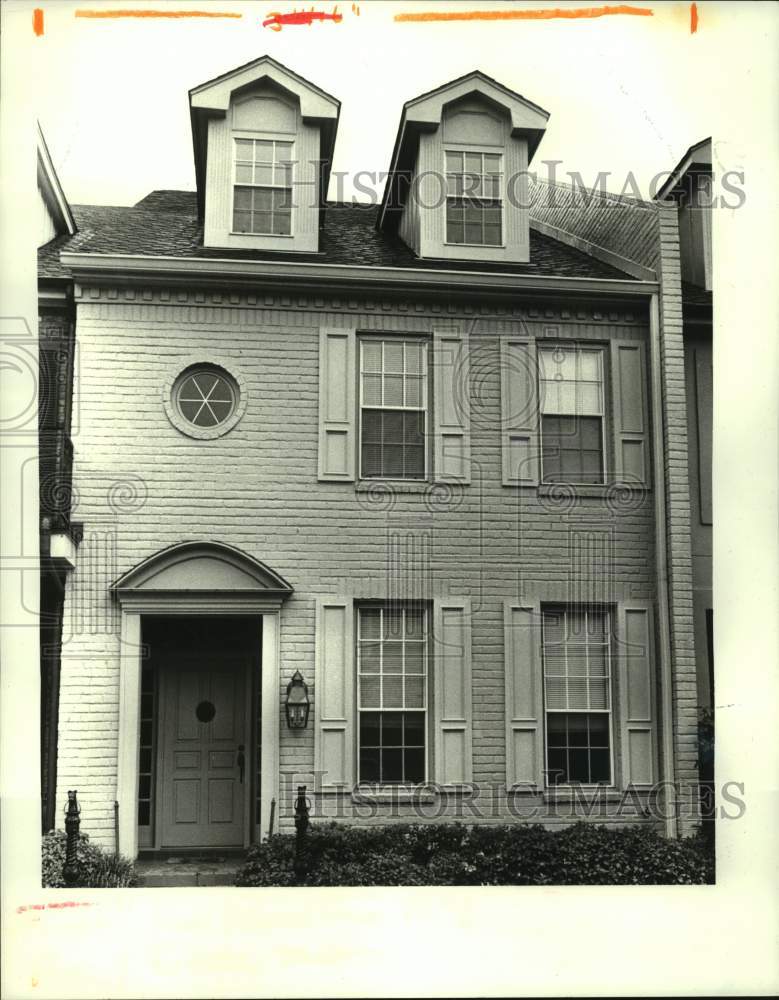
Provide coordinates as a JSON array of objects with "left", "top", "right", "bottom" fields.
[
  {"left": 536, "top": 483, "right": 652, "bottom": 498},
  {"left": 542, "top": 788, "right": 624, "bottom": 802},
  {"left": 352, "top": 786, "right": 437, "bottom": 804},
  {"left": 355, "top": 479, "right": 431, "bottom": 495}
]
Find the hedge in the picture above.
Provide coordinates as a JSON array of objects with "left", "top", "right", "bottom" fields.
[
  {"left": 42, "top": 830, "right": 137, "bottom": 888},
  {"left": 235, "top": 821, "right": 715, "bottom": 887}
]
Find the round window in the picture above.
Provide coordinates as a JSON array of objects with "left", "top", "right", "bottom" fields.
[{"left": 174, "top": 366, "right": 237, "bottom": 429}]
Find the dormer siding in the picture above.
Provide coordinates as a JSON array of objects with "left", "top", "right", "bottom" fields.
[{"left": 203, "top": 84, "right": 322, "bottom": 253}]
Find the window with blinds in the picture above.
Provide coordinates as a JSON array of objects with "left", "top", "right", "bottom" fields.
[
  {"left": 359, "top": 338, "right": 428, "bottom": 480},
  {"left": 539, "top": 344, "right": 606, "bottom": 485},
  {"left": 542, "top": 606, "right": 613, "bottom": 785}
]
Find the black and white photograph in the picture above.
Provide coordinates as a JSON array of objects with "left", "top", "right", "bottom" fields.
[{"left": 1, "top": 1, "right": 777, "bottom": 996}]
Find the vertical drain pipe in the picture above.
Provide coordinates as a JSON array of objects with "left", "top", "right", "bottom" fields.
[
  {"left": 114, "top": 800, "right": 120, "bottom": 855},
  {"left": 650, "top": 292, "right": 678, "bottom": 838}
]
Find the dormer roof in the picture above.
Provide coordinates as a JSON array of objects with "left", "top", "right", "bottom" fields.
[
  {"left": 655, "top": 137, "right": 712, "bottom": 202},
  {"left": 37, "top": 122, "right": 76, "bottom": 239},
  {"left": 378, "top": 70, "right": 549, "bottom": 232},
  {"left": 188, "top": 55, "right": 340, "bottom": 219}
]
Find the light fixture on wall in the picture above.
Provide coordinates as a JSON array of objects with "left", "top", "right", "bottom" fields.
[{"left": 285, "top": 670, "right": 310, "bottom": 729}]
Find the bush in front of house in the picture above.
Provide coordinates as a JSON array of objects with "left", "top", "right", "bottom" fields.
[
  {"left": 234, "top": 821, "right": 715, "bottom": 887},
  {"left": 42, "top": 830, "right": 137, "bottom": 888}
]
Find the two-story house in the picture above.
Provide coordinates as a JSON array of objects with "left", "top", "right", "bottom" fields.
[{"left": 38, "top": 56, "right": 704, "bottom": 863}]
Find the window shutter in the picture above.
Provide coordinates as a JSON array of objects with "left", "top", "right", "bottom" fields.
[
  {"left": 432, "top": 598, "right": 473, "bottom": 785},
  {"left": 616, "top": 602, "right": 657, "bottom": 787},
  {"left": 504, "top": 602, "right": 544, "bottom": 788},
  {"left": 501, "top": 338, "right": 539, "bottom": 485},
  {"left": 314, "top": 598, "right": 355, "bottom": 790},
  {"left": 318, "top": 326, "right": 356, "bottom": 481},
  {"left": 610, "top": 340, "right": 650, "bottom": 486},
  {"left": 432, "top": 328, "right": 470, "bottom": 483}
]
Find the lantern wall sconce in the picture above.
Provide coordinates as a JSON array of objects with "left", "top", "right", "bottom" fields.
[{"left": 285, "top": 670, "right": 310, "bottom": 729}]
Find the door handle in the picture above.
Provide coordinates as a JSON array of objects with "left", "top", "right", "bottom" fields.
[{"left": 237, "top": 745, "right": 245, "bottom": 784}]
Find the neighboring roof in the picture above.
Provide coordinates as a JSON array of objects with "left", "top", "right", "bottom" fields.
[
  {"left": 37, "top": 123, "right": 76, "bottom": 238},
  {"left": 655, "top": 138, "right": 712, "bottom": 201},
  {"left": 38, "top": 190, "right": 634, "bottom": 283},
  {"left": 379, "top": 69, "right": 549, "bottom": 232}
]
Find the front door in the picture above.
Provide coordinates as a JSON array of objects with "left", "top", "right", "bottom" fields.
[{"left": 157, "top": 654, "right": 250, "bottom": 849}]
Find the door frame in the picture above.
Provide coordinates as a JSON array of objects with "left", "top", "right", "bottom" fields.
[
  {"left": 115, "top": 599, "right": 283, "bottom": 861},
  {"left": 153, "top": 646, "right": 254, "bottom": 852}
]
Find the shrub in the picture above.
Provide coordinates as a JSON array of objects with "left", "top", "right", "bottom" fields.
[
  {"left": 42, "top": 830, "right": 137, "bottom": 888},
  {"left": 234, "top": 821, "right": 714, "bottom": 887}
]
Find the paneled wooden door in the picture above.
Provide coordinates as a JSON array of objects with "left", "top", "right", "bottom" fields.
[{"left": 157, "top": 654, "right": 251, "bottom": 849}]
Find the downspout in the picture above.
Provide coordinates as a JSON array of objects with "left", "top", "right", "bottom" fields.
[{"left": 649, "top": 292, "right": 679, "bottom": 838}]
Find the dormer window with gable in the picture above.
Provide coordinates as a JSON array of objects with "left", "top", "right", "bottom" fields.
[
  {"left": 378, "top": 71, "right": 549, "bottom": 265},
  {"left": 189, "top": 56, "right": 340, "bottom": 254}
]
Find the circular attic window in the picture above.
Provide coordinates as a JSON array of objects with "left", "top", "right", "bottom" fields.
[{"left": 164, "top": 361, "right": 246, "bottom": 440}]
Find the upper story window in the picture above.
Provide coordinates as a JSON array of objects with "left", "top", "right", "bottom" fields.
[
  {"left": 539, "top": 344, "right": 606, "bottom": 485},
  {"left": 232, "top": 138, "right": 293, "bottom": 236},
  {"left": 359, "top": 338, "right": 428, "bottom": 480},
  {"left": 445, "top": 151, "right": 502, "bottom": 247}
]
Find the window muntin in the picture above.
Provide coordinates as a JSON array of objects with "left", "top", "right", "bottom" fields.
[
  {"left": 174, "top": 366, "right": 238, "bottom": 429},
  {"left": 357, "top": 605, "right": 428, "bottom": 784},
  {"left": 360, "top": 338, "right": 428, "bottom": 480},
  {"left": 233, "top": 138, "right": 293, "bottom": 235},
  {"left": 542, "top": 606, "right": 613, "bottom": 785},
  {"left": 445, "top": 151, "right": 502, "bottom": 246},
  {"left": 539, "top": 344, "right": 606, "bottom": 485}
]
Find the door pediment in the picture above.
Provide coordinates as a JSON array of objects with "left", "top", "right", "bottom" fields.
[{"left": 111, "top": 541, "right": 293, "bottom": 598}]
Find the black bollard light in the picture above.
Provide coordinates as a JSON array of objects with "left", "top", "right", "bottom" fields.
[
  {"left": 63, "top": 790, "right": 81, "bottom": 886},
  {"left": 293, "top": 785, "right": 310, "bottom": 883}
]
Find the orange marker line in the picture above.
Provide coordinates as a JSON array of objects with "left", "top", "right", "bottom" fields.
[
  {"left": 394, "top": 4, "right": 653, "bottom": 22},
  {"left": 75, "top": 8, "right": 242, "bottom": 18},
  {"left": 690, "top": 2, "right": 698, "bottom": 32},
  {"left": 33, "top": 7, "right": 44, "bottom": 35}
]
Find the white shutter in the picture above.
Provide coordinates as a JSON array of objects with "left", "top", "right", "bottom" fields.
[
  {"left": 501, "top": 337, "right": 539, "bottom": 485},
  {"left": 504, "top": 601, "right": 544, "bottom": 788},
  {"left": 318, "top": 326, "right": 356, "bottom": 481},
  {"left": 616, "top": 601, "right": 657, "bottom": 787},
  {"left": 432, "top": 328, "right": 470, "bottom": 483},
  {"left": 433, "top": 598, "right": 473, "bottom": 785},
  {"left": 610, "top": 340, "right": 650, "bottom": 486},
  {"left": 314, "top": 598, "right": 355, "bottom": 789}
]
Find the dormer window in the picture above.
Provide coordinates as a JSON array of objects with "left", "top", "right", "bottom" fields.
[
  {"left": 445, "top": 151, "right": 502, "bottom": 247},
  {"left": 233, "top": 138, "right": 293, "bottom": 236}
]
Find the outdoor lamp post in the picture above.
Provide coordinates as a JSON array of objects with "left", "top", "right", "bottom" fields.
[{"left": 285, "top": 670, "right": 310, "bottom": 729}]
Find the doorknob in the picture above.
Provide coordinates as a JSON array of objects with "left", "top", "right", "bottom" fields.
[{"left": 237, "top": 745, "right": 245, "bottom": 784}]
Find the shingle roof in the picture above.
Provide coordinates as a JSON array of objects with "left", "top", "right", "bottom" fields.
[{"left": 38, "top": 190, "right": 634, "bottom": 282}]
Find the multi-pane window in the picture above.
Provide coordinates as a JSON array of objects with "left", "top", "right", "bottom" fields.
[
  {"left": 360, "top": 339, "right": 428, "bottom": 480},
  {"left": 233, "top": 138, "right": 293, "bottom": 235},
  {"left": 445, "top": 151, "right": 502, "bottom": 246},
  {"left": 539, "top": 344, "right": 606, "bottom": 484},
  {"left": 357, "top": 605, "right": 428, "bottom": 784},
  {"left": 542, "top": 606, "right": 613, "bottom": 785}
]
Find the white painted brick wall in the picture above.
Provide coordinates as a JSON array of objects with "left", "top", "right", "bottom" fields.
[{"left": 56, "top": 287, "right": 662, "bottom": 845}]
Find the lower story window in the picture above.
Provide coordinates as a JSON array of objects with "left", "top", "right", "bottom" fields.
[
  {"left": 357, "top": 604, "right": 428, "bottom": 784},
  {"left": 542, "top": 605, "right": 613, "bottom": 785}
]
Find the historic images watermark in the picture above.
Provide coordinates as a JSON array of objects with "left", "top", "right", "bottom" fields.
[
  {"left": 265, "top": 158, "right": 744, "bottom": 210},
  {"left": 278, "top": 771, "right": 745, "bottom": 824}
]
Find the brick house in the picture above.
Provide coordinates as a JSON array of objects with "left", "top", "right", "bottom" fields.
[{"left": 37, "top": 56, "right": 709, "bottom": 861}]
